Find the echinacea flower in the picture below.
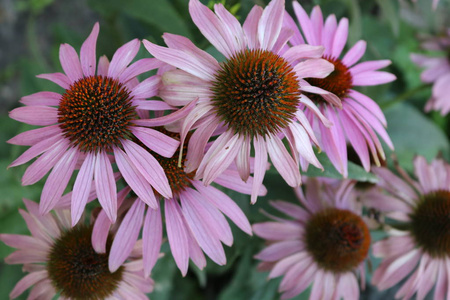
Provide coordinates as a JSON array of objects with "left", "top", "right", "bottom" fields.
[
  {"left": 0, "top": 199, "right": 153, "bottom": 299},
  {"left": 364, "top": 156, "right": 450, "bottom": 299},
  {"left": 411, "top": 28, "right": 450, "bottom": 115},
  {"left": 92, "top": 128, "right": 267, "bottom": 277},
  {"left": 144, "top": 0, "right": 336, "bottom": 203},
  {"left": 284, "top": 2, "right": 396, "bottom": 175},
  {"left": 253, "top": 177, "right": 370, "bottom": 300},
  {"left": 8, "top": 23, "right": 193, "bottom": 224}
]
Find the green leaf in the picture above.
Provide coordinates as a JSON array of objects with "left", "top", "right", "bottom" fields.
[{"left": 384, "top": 103, "right": 450, "bottom": 171}]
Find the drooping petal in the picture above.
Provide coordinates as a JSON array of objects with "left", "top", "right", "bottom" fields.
[
  {"left": 71, "top": 152, "right": 96, "bottom": 226},
  {"left": 132, "top": 127, "right": 179, "bottom": 158},
  {"left": 94, "top": 151, "right": 117, "bottom": 223},
  {"left": 143, "top": 207, "right": 162, "bottom": 277}
]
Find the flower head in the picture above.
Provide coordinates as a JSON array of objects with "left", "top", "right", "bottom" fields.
[
  {"left": 364, "top": 156, "right": 450, "bottom": 299},
  {"left": 92, "top": 128, "right": 267, "bottom": 277},
  {"left": 253, "top": 178, "right": 370, "bottom": 300},
  {"left": 144, "top": 0, "right": 336, "bottom": 203},
  {"left": 0, "top": 199, "right": 152, "bottom": 299},
  {"left": 284, "top": 2, "right": 396, "bottom": 175},
  {"left": 8, "top": 23, "right": 193, "bottom": 224},
  {"left": 411, "top": 28, "right": 450, "bottom": 115}
]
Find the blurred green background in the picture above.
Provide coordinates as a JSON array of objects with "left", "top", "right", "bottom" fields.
[{"left": 0, "top": 0, "right": 449, "bottom": 299}]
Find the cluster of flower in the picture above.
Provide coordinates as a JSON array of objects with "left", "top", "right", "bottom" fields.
[{"left": 1, "top": 0, "right": 449, "bottom": 299}]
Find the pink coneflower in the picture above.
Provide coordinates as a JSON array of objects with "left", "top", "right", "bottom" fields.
[
  {"left": 92, "top": 129, "right": 267, "bottom": 277},
  {"left": 411, "top": 29, "right": 450, "bottom": 115},
  {"left": 253, "top": 177, "right": 370, "bottom": 300},
  {"left": 364, "top": 156, "right": 450, "bottom": 299},
  {"left": 144, "top": 0, "right": 336, "bottom": 203},
  {"left": 284, "top": 2, "right": 396, "bottom": 176},
  {"left": 8, "top": 23, "right": 193, "bottom": 224},
  {"left": 0, "top": 199, "right": 153, "bottom": 299}
]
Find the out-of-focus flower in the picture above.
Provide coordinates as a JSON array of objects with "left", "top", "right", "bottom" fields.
[
  {"left": 8, "top": 23, "right": 195, "bottom": 225},
  {"left": 93, "top": 129, "right": 267, "bottom": 277},
  {"left": 284, "top": 2, "right": 396, "bottom": 176},
  {"left": 144, "top": 0, "right": 336, "bottom": 203},
  {"left": 0, "top": 199, "right": 153, "bottom": 299},
  {"left": 411, "top": 29, "right": 450, "bottom": 115},
  {"left": 253, "top": 178, "right": 370, "bottom": 299},
  {"left": 365, "top": 156, "right": 450, "bottom": 299}
]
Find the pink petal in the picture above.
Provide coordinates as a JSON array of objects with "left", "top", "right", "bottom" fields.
[
  {"left": 255, "top": 240, "right": 304, "bottom": 262},
  {"left": 189, "top": 0, "right": 240, "bottom": 58},
  {"left": 270, "top": 200, "right": 309, "bottom": 221},
  {"left": 165, "top": 200, "right": 190, "bottom": 276},
  {"left": 94, "top": 151, "right": 117, "bottom": 223},
  {"left": 108, "top": 39, "right": 140, "bottom": 78},
  {"left": 352, "top": 71, "right": 396, "bottom": 86},
  {"left": 258, "top": 0, "right": 284, "bottom": 51},
  {"left": 243, "top": 6, "right": 263, "bottom": 49},
  {"left": 235, "top": 128, "right": 251, "bottom": 181},
  {"left": 252, "top": 222, "right": 303, "bottom": 240},
  {"left": 109, "top": 200, "right": 145, "bottom": 272},
  {"left": 71, "top": 152, "right": 95, "bottom": 226},
  {"left": 10, "top": 270, "right": 47, "bottom": 298},
  {"left": 7, "top": 125, "right": 61, "bottom": 146},
  {"left": 59, "top": 43, "right": 83, "bottom": 82},
  {"left": 186, "top": 228, "right": 207, "bottom": 270},
  {"left": 119, "top": 58, "right": 164, "bottom": 83},
  {"left": 266, "top": 134, "right": 301, "bottom": 187},
  {"left": 40, "top": 147, "right": 79, "bottom": 215},
  {"left": 322, "top": 14, "right": 337, "bottom": 56},
  {"left": 36, "top": 72, "right": 71, "bottom": 89},
  {"left": 282, "top": 11, "right": 304, "bottom": 46},
  {"left": 214, "top": 3, "right": 246, "bottom": 52},
  {"left": 9, "top": 134, "right": 62, "bottom": 167},
  {"left": 121, "top": 139, "right": 172, "bottom": 199},
  {"left": 97, "top": 55, "right": 109, "bottom": 76},
  {"left": 20, "top": 91, "right": 61, "bottom": 106},
  {"left": 114, "top": 147, "right": 158, "bottom": 209},
  {"left": 294, "top": 58, "right": 334, "bottom": 79},
  {"left": 132, "top": 127, "right": 179, "bottom": 158},
  {"left": 293, "top": 1, "right": 316, "bottom": 45},
  {"left": 348, "top": 89, "right": 387, "bottom": 126},
  {"left": 9, "top": 106, "right": 58, "bottom": 126},
  {"left": 282, "top": 44, "right": 324, "bottom": 64},
  {"left": 180, "top": 192, "right": 227, "bottom": 265},
  {"left": 289, "top": 122, "right": 322, "bottom": 169},
  {"left": 252, "top": 136, "right": 268, "bottom": 204},
  {"left": 143, "top": 207, "right": 162, "bottom": 277},
  {"left": 80, "top": 23, "right": 99, "bottom": 77},
  {"left": 331, "top": 18, "right": 349, "bottom": 58},
  {"left": 350, "top": 59, "right": 392, "bottom": 75},
  {"left": 342, "top": 40, "right": 366, "bottom": 67},
  {"left": 130, "top": 75, "right": 160, "bottom": 99},
  {"left": 192, "top": 181, "right": 252, "bottom": 235},
  {"left": 214, "top": 169, "right": 267, "bottom": 196}
]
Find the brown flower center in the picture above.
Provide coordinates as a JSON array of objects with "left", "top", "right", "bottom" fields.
[
  {"left": 305, "top": 56, "right": 352, "bottom": 105},
  {"left": 211, "top": 49, "right": 300, "bottom": 138},
  {"left": 58, "top": 75, "right": 136, "bottom": 152},
  {"left": 305, "top": 208, "right": 370, "bottom": 273},
  {"left": 410, "top": 189, "right": 450, "bottom": 258},
  {"left": 47, "top": 224, "right": 123, "bottom": 300}
]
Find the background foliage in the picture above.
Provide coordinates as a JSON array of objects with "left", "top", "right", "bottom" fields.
[{"left": 0, "top": 0, "right": 449, "bottom": 299}]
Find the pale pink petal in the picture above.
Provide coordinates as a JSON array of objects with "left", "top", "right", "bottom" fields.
[
  {"left": 310, "top": 5, "right": 324, "bottom": 45},
  {"left": 331, "top": 18, "right": 348, "bottom": 58},
  {"left": 9, "top": 134, "right": 62, "bottom": 168},
  {"left": 252, "top": 222, "right": 303, "bottom": 240},
  {"left": 5, "top": 249, "right": 48, "bottom": 264},
  {"left": 235, "top": 136, "right": 251, "bottom": 181},
  {"left": 255, "top": 240, "right": 304, "bottom": 262},
  {"left": 372, "top": 236, "right": 415, "bottom": 258},
  {"left": 20, "top": 91, "right": 61, "bottom": 106},
  {"left": 121, "top": 139, "right": 172, "bottom": 199},
  {"left": 294, "top": 58, "right": 334, "bottom": 79},
  {"left": 350, "top": 59, "right": 392, "bottom": 75},
  {"left": 0, "top": 234, "right": 47, "bottom": 251},
  {"left": 22, "top": 138, "right": 69, "bottom": 186},
  {"left": 353, "top": 71, "right": 396, "bottom": 86},
  {"left": 10, "top": 270, "right": 47, "bottom": 298},
  {"left": 143, "top": 208, "right": 162, "bottom": 277},
  {"left": 349, "top": 89, "right": 387, "bottom": 126},
  {"left": 283, "top": 11, "right": 304, "bottom": 46},
  {"left": 252, "top": 136, "right": 268, "bottom": 204},
  {"left": 80, "top": 22, "right": 99, "bottom": 77},
  {"left": 143, "top": 40, "right": 216, "bottom": 81},
  {"left": 119, "top": 58, "right": 164, "bottom": 83},
  {"left": 337, "top": 272, "right": 359, "bottom": 300},
  {"left": 94, "top": 151, "right": 117, "bottom": 223},
  {"left": 22, "top": 199, "right": 60, "bottom": 239},
  {"left": 293, "top": 1, "right": 316, "bottom": 45},
  {"left": 165, "top": 200, "right": 190, "bottom": 276},
  {"left": 71, "top": 152, "right": 95, "bottom": 226},
  {"left": 300, "top": 94, "right": 333, "bottom": 127},
  {"left": 180, "top": 192, "right": 227, "bottom": 265},
  {"left": 186, "top": 228, "right": 207, "bottom": 270},
  {"left": 280, "top": 261, "right": 316, "bottom": 299},
  {"left": 36, "top": 72, "right": 71, "bottom": 89},
  {"left": 9, "top": 106, "right": 58, "bottom": 126},
  {"left": 40, "top": 147, "right": 79, "bottom": 215},
  {"left": 134, "top": 100, "right": 175, "bottom": 111},
  {"left": 132, "top": 127, "right": 179, "bottom": 158},
  {"left": 266, "top": 134, "right": 301, "bottom": 187},
  {"left": 59, "top": 43, "right": 83, "bottom": 82},
  {"left": 97, "top": 55, "right": 109, "bottom": 77},
  {"left": 8, "top": 125, "right": 61, "bottom": 146},
  {"left": 434, "top": 261, "right": 448, "bottom": 300},
  {"left": 108, "top": 39, "right": 140, "bottom": 78},
  {"left": 342, "top": 40, "right": 366, "bottom": 67},
  {"left": 26, "top": 279, "right": 55, "bottom": 300},
  {"left": 288, "top": 122, "right": 322, "bottom": 169},
  {"left": 279, "top": 255, "right": 314, "bottom": 292},
  {"left": 258, "top": 0, "right": 284, "bottom": 51},
  {"left": 243, "top": 6, "right": 263, "bottom": 49},
  {"left": 282, "top": 45, "right": 324, "bottom": 65},
  {"left": 189, "top": 0, "right": 240, "bottom": 58},
  {"left": 109, "top": 200, "right": 145, "bottom": 272},
  {"left": 270, "top": 200, "right": 309, "bottom": 221},
  {"left": 192, "top": 181, "right": 252, "bottom": 235},
  {"left": 322, "top": 14, "right": 337, "bottom": 57},
  {"left": 268, "top": 252, "right": 305, "bottom": 278},
  {"left": 214, "top": 3, "right": 246, "bottom": 52},
  {"left": 129, "top": 75, "right": 160, "bottom": 100},
  {"left": 114, "top": 148, "right": 158, "bottom": 209},
  {"left": 214, "top": 169, "right": 267, "bottom": 196}
]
